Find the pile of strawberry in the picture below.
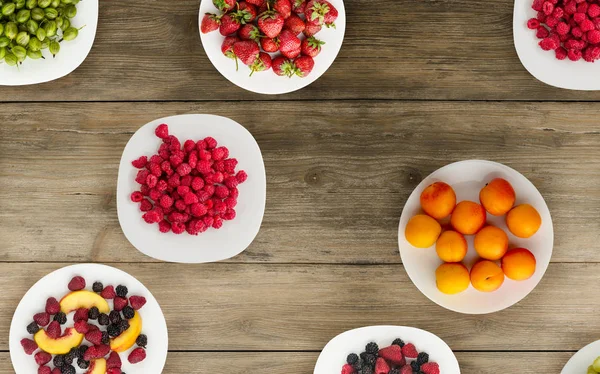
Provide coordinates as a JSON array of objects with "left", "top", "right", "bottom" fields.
[
  {"left": 201, "top": 0, "right": 338, "bottom": 77},
  {"left": 341, "top": 339, "right": 440, "bottom": 374},
  {"left": 130, "top": 124, "right": 247, "bottom": 235},
  {"left": 528, "top": 0, "right": 600, "bottom": 61}
]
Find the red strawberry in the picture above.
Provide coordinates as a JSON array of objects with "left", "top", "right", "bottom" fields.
[
  {"left": 201, "top": 13, "right": 221, "bottom": 34},
  {"left": 114, "top": 296, "right": 128, "bottom": 311},
  {"left": 101, "top": 285, "right": 116, "bottom": 299},
  {"left": 129, "top": 295, "right": 147, "bottom": 310},
  {"left": 294, "top": 55, "right": 314, "bottom": 76},
  {"left": 20, "top": 338, "right": 38, "bottom": 355},
  {"left": 213, "top": 0, "right": 236, "bottom": 11},
  {"left": 279, "top": 29, "right": 301, "bottom": 55},
  {"left": 400, "top": 365, "right": 412, "bottom": 374},
  {"left": 282, "top": 46, "right": 301, "bottom": 59},
  {"left": 401, "top": 343, "right": 418, "bottom": 358},
  {"left": 233, "top": 40, "right": 260, "bottom": 65},
  {"left": 74, "top": 320, "right": 91, "bottom": 334},
  {"left": 238, "top": 24, "right": 262, "bottom": 41},
  {"left": 128, "top": 347, "right": 147, "bottom": 364},
  {"left": 292, "top": 0, "right": 306, "bottom": 14},
  {"left": 258, "top": 2, "right": 268, "bottom": 13},
  {"left": 274, "top": 0, "right": 292, "bottom": 18},
  {"left": 74, "top": 308, "right": 89, "bottom": 323},
  {"left": 46, "top": 321, "right": 61, "bottom": 339},
  {"left": 272, "top": 56, "right": 295, "bottom": 76},
  {"left": 303, "top": 22, "right": 322, "bottom": 36},
  {"left": 35, "top": 351, "right": 52, "bottom": 365},
  {"left": 33, "top": 312, "right": 50, "bottom": 327},
  {"left": 220, "top": 13, "right": 242, "bottom": 36},
  {"left": 45, "top": 297, "right": 60, "bottom": 314},
  {"left": 250, "top": 52, "right": 272, "bottom": 75},
  {"left": 301, "top": 36, "right": 325, "bottom": 56},
  {"left": 85, "top": 330, "right": 103, "bottom": 345},
  {"left": 68, "top": 275, "right": 86, "bottom": 291},
  {"left": 305, "top": 0, "right": 335, "bottom": 25},
  {"left": 107, "top": 351, "right": 122, "bottom": 369},
  {"left": 261, "top": 37, "right": 280, "bottom": 52},
  {"left": 258, "top": 10, "right": 285, "bottom": 38},
  {"left": 38, "top": 366, "right": 51, "bottom": 374},
  {"left": 107, "top": 369, "right": 122, "bottom": 374},
  {"left": 284, "top": 13, "right": 306, "bottom": 34},
  {"left": 246, "top": 0, "right": 265, "bottom": 6},
  {"left": 374, "top": 357, "right": 390, "bottom": 374},
  {"left": 239, "top": 2, "right": 258, "bottom": 22},
  {"left": 341, "top": 364, "right": 355, "bottom": 374},
  {"left": 378, "top": 345, "right": 404, "bottom": 366},
  {"left": 323, "top": 2, "right": 338, "bottom": 27},
  {"left": 221, "top": 35, "right": 240, "bottom": 69},
  {"left": 421, "top": 362, "right": 440, "bottom": 374}
]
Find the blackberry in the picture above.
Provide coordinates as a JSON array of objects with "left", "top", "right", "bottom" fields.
[
  {"left": 410, "top": 361, "right": 420, "bottom": 372},
  {"left": 88, "top": 307, "right": 100, "bottom": 320},
  {"left": 109, "top": 310, "right": 122, "bottom": 324},
  {"left": 65, "top": 348, "right": 77, "bottom": 364},
  {"left": 54, "top": 312, "right": 67, "bottom": 325},
  {"left": 102, "top": 331, "right": 110, "bottom": 345},
  {"left": 118, "top": 319, "right": 130, "bottom": 333},
  {"left": 26, "top": 322, "right": 39, "bottom": 334},
  {"left": 61, "top": 365, "right": 76, "bottom": 374},
  {"left": 346, "top": 353, "right": 359, "bottom": 365},
  {"left": 53, "top": 355, "right": 65, "bottom": 368},
  {"left": 78, "top": 345, "right": 88, "bottom": 358},
  {"left": 392, "top": 338, "right": 405, "bottom": 348},
  {"left": 389, "top": 369, "right": 400, "bottom": 374},
  {"left": 77, "top": 358, "right": 90, "bottom": 370},
  {"left": 122, "top": 306, "right": 135, "bottom": 320},
  {"left": 98, "top": 313, "right": 110, "bottom": 326},
  {"left": 136, "top": 334, "right": 148, "bottom": 348},
  {"left": 416, "top": 352, "right": 429, "bottom": 365},
  {"left": 361, "top": 367, "right": 374, "bottom": 374},
  {"left": 92, "top": 281, "right": 104, "bottom": 293},
  {"left": 116, "top": 285, "right": 128, "bottom": 298},
  {"left": 107, "top": 324, "right": 121, "bottom": 337},
  {"left": 360, "top": 353, "right": 376, "bottom": 368},
  {"left": 365, "top": 342, "right": 379, "bottom": 355}
]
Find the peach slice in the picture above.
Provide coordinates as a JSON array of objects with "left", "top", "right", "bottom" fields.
[
  {"left": 110, "top": 310, "right": 142, "bottom": 353},
  {"left": 34, "top": 327, "right": 84, "bottom": 355},
  {"left": 60, "top": 290, "right": 110, "bottom": 314},
  {"left": 86, "top": 358, "right": 106, "bottom": 374}
]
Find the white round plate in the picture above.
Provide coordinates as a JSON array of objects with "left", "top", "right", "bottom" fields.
[
  {"left": 117, "top": 113, "right": 266, "bottom": 263},
  {"left": 514, "top": 0, "right": 600, "bottom": 90},
  {"left": 199, "top": 0, "right": 346, "bottom": 94},
  {"left": 9, "top": 264, "right": 168, "bottom": 374},
  {"left": 314, "top": 326, "right": 460, "bottom": 374},
  {"left": 0, "top": 0, "right": 99, "bottom": 86},
  {"left": 561, "top": 340, "right": 600, "bottom": 373},
  {"left": 398, "top": 160, "right": 554, "bottom": 314}
]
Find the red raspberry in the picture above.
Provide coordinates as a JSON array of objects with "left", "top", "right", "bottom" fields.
[
  {"left": 45, "top": 297, "right": 60, "bottom": 314},
  {"left": 197, "top": 191, "right": 210, "bottom": 202},
  {"left": 184, "top": 192, "right": 199, "bottom": 205},
  {"left": 183, "top": 139, "right": 196, "bottom": 152},
  {"left": 224, "top": 197, "right": 237, "bottom": 209},
  {"left": 213, "top": 215, "right": 223, "bottom": 229},
  {"left": 213, "top": 160, "right": 225, "bottom": 172},
  {"left": 172, "top": 222, "right": 186, "bottom": 234},
  {"left": 127, "top": 295, "right": 146, "bottom": 310},
  {"left": 46, "top": 321, "right": 61, "bottom": 339},
  {"left": 168, "top": 174, "right": 181, "bottom": 188},
  {"left": 230, "top": 187, "right": 239, "bottom": 199},
  {"left": 197, "top": 160, "right": 212, "bottom": 174},
  {"left": 537, "top": 10, "right": 546, "bottom": 21},
  {"left": 191, "top": 203, "right": 208, "bottom": 217},
  {"left": 38, "top": 367, "right": 51, "bottom": 374},
  {"left": 135, "top": 169, "right": 149, "bottom": 185},
  {"left": 52, "top": 369, "right": 61, "bottom": 374},
  {"left": 142, "top": 210, "right": 161, "bottom": 224},
  {"left": 555, "top": 46, "right": 568, "bottom": 59},
  {"left": 556, "top": 21, "right": 570, "bottom": 34},
  {"left": 181, "top": 175, "right": 192, "bottom": 187},
  {"left": 236, "top": 170, "right": 248, "bottom": 183},
  {"left": 215, "top": 185, "right": 230, "bottom": 199},
  {"left": 590, "top": 4, "right": 600, "bottom": 18},
  {"left": 188, "top": 151, "right": 198, "bottom": 169},
  {"left": 401, "top": 343, "right": 418, "bottom": 358},
  {"left": 128, "top": 347, "right": 147, "bottom": 364},
  {"left": 214, "top": 200, "right": 227, "bottom": 214},
  {"left": 101, "top": 285, "right": 116, "bottom": 299},
  {"left": 211, "top": 147, "right": 228, "bottom": 161},
  {"left": 223, "top": 209, "right": 236, "bottom": 220},
  {"left": 204, "top": 136, "right": 218, "bottom": 149},
  {"left": 131, "top": 156, "right": 147, "bottom": 169},
  {"left": 565, "top": 1, "right": 577, "bottom": 14},
  {"left": 175, "top": 199, "right": 187, "bottom": 211},
  {"left": 574, "top": 11, "right": 587, "bottom": 23},
  {"left": 140, "top": 185, "right": 150, "bottom": 196},
  {"left": 572, "top": 26, "right": 583, "bottom": 37},
  {"left": 85, "top": 329, "right": 103, "bottom": 345},
  {"left": 204, "top": 184, "right": 216, "bottom": 197},
  {"left": 146, "top": 174, "right": 158, "bottom": 189},
  {"left": 545, "top": 15, "right": 558, "bottom": 26},
  {"left": 177, "top": 163, "right": 192, "bottom": 176},
  {"left": 539, "top": 37, "right": 559, "bottom": 50},
  {"left": 107, "top": 351, "right": 122, "bottom": 369},
  {"left": 34, "top": 312, "right": 50, "bottom": 327},
  {"left": 149, "top": 188, "right": 162, "bottom": 201},
  {"left": 543, "top": 1, "right": 554, "bottom": 14},
  {"left": 532, "top": 0, "right": 544, "bottom": 11},
  {"left": 168, "top": 212, "right": 186, "bottom": 223},
  {"left": 148, "top": 162, "right": 161, "bottom": 177},
  {"left": 158, "top": 143, "right": 170, "bottom": 159},
  {"left": 205, "top": 199, "right": 214, "bottom": 209},
  {"left": 156, "top": 179, "right": 168, "bottom": 192},
  {"left": 167, "top": 135, "right": 181, "bottom": 151},
  {"left": 114, "top": 296, "right": 128, "bottom": 311},
  {"left": 421, "top": 363, "right": 440, "bottom": 374},
  {"left": 161, "top": 160, "right": 173, "bottom": 175},
  {"left": 196, "top": 139, "right": 207, "bottom": 149},
  {"left": 527, "top": 18, "right": 540, "bottom": 29},
  {"left": 155, "top": 124, "right": 169, "bottom": 139},
  {"left": 73, "top": 308, "right": 89, "bottom": 322},
  {"left": 203, "top": 215, "right": 214, "bottom": 227},
  {"left": 131, "top": 191, "right": 143, "bottom": 202},
  {"left": 581, "top": 18, "right": 595, "bottom": 31},
  {"left": 583, "top": 45, "right": 600, "bottom": 60},
  {"left": 199, "top": 149, "right": 212, "bottom": 161},
  {"left": 177, "top": 186, "right": 191, "bottom": 196},
  {"left": 223, "top": 158, "right": 238, "bottom": 173},
  {"left": 191, "top": 177, "right": 205, "bottom": 191},
  {"left": 20, "top": 338, "right": 38, "bottom": 355},
  {"left": 577, "top": 1, "right": 588, "bottom": 13},
  {"left": 536, "top": 26, "right": 550, "bottom": 38},
  {"left": 170, "top": 154, "right": 184, "bottom": 167},
  {"left": 159, "top": 195, "right": 174, "bottom": 208},
  {"left": 225, "top": 176, "right": 239, "bottom": 189},
  {"left": 589, "top": 29, "right": 600, "bottom": 43},
  {"left": 140, "top": 199, "right": 153, "bottom": 212},
  {"left": 213, "top": 172, "right": 224, "bottom": 183},
  {"left": 74, "top": 320, "right": 91, "bottom": 334},
  {"left": 552, "top": 6, "right": 564, "bottom": 18}
]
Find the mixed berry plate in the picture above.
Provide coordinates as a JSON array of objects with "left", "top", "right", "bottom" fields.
[
  {"left": 117, "top": 114, "right": 266, "bottom": 263},
  {"left": 514, "top": 0, "right": 600, "bottom": 90},
  {"left": 398, "top": 160, "right": 554, "bottom": 314},
  {"left": 0, "top": 0, "right": 98, "bottom": 86},
  {"left": 561, "top": 340, "right": 600, "bottom": 373},
  {"left": 198, "top": 0, "right": 346, "bottom": 94},
  {"left": 314, "top": 326, "right": 460, "bottom": 374},
  {"left": 9, "top": 263, "right": 168, "bottom": 374}
]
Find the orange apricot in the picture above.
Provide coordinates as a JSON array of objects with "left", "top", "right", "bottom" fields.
[
  {"left": 420, "top": 182, "right": 457, "bottom": 220},
  {"left": 479, "top": 178, "right": 516, "bottom": 216},
  {"left": 436, "top": 230, "right": 468, "bottom": 262},
  {"left": 506, "top": 204, "right": 542, "bottom": 238},
  {"left": 404, "top": 214, "right": 442, "bottom": 248},
  {"left": 501, "top": 248, "right": 536, "bottom": 281},
  {"left": 470, "top": 260, "right": 505, "bottom": 292},
  {"left": 435, "top": 263, "right": 470, "bottom": 295},
  {"left": 450, "top": 201, "right": 487, "bottom": 235},
  {"left": 473, "top": 225, "right": 509, "bottom": 261}
]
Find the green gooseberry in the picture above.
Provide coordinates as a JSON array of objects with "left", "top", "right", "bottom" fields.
[
  {"left": 0, "top": 36, "right": 9, "bottom": 47},
  {"left": 26, "top": 48, "right": 42, "bottom": 59},
  {"left": 1, "top": 3, "right": 16, "bottom": 16},
  {"left": 0, "top": 23, "right": 4, "bottom": 36},
  {"left": 0, "top": 46, "right": 5, "bottom": 60},
  {"left": 60, "top": 17, "right": 69, "bottom": 30},
  {"left": 62, "top": 26, "right": 77, "bottom": 40},
  {"left": 30, "top": 7, "right": 44, "bottom": 20},
  {"left": 38, "top": 0, "right": 51, "bottom": 8},
  {"left": 11, "top": 44, "right": 26, "bottom": 59},
  {"left": 26, "top": 0, "right": 38, "bottom": 9},
  {"left": 64, "top": 4, "right": 75, "bottom": 18},
  {"left": 26, "top": 19, "right": 38, "bottom": 34},
  {"left": 15, "top": 0, "right": 26, "bottom": 10},
  {"left": 4, "top": 52, "right": 17, "bottom": 65},
  {"left": 16, "top": 8, "right": 30, "bottom": 22},
  {"left": 40, "top": 38, "right": 48, "bottom": 49},
  {"left": 44, "top": 7, "right": 58, "bottom": 19},
  {"left": 43, "top": 20, "right": 56, "bottom": 36},
  {"left": 51, "top": 0, "right": 59, "bottom": 7},
  {"left": 35, "top": 26, "right": 45, "bottom": 40},
  {"left": 55, "top": 15, "right": 63, "bottom": 28},
  {"left": 5, "top": 22, "right": 17, "bottom": 39},
  {"left": 28, "top": 35, "right": 41, "bottom": 50},
  {"left": 15, "top": 31, "right": 29, "bottom": 46},
  {"left": 48, "top": 39, "right": 59, "bottom": 55}
]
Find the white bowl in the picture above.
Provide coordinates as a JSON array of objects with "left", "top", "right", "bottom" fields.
[
  {"left": 514, "top": 0, "right": 600, "bottom": 90},
  {"left": 199, "top": 0, "right": 346, "bottom": 94},
  {"left": 314, "top": 326, "right": 460, "bottom": 374},
  {"left": 561, "top": 340, "right": 600, "bottom": 373},
  {"left": 398, "top": 160, "right": 554, "bottom": 314},
  {"left": 9, "top": 264, "right": 168, "bottom": 374},
  {"left": 117, "top": 114, "right": 266, "bottom": 263},
  {"left": 0, "top": 0, "right": 98, "bottom": 86}
]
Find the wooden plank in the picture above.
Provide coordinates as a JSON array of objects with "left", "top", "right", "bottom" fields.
[
  {"left": 1, "top": 0, "right": 599, "bottom": 101},
  {"left": 0, "top": 101, "right": 598, "bottom": 263},
  {"left": 1, "top": 263, "right": 599, "bottom": 351},
  {"left": 0, "top": 351, "right": 576, "bottom": 373}
]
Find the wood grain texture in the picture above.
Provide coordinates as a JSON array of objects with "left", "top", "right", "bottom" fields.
[
  {"left": 2, "top": 263, "right": 600, "bottom": 351},
  {"left": 0, "top": 352, "right": 576, "bottom": 373},
  {"left": 0, "top": 101, "right": 598, "bottom": 263},
  {"left": 1, "top": 0, "right": 599, "bottom": 101}
]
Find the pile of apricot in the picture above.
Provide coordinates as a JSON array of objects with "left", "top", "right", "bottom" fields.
[{"left": 404, "top": 178, "right": 542, "bottom": 295}]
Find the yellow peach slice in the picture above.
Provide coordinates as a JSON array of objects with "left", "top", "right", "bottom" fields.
[
  {"left": 34, "top": 327, "right": 84, "bottom": 355},
  {"left": 60, "top": 291, "right": 110, "bottom": 314},
  {"left": 86, "top": 358, "right": 106, "bottom": 374},
  {"left": 110, "top": 311, "right": 142, "bottom": 353}
]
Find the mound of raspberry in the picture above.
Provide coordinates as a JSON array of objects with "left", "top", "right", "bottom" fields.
[
  {"left": 527, "top": 0, "right": 600, "bottom": 62},
  {"left": 130, "top": 124, "right": 247, "bottom": 235}
]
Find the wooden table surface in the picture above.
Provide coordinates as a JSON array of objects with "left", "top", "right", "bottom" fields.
[{"left": 2, "top": 1, "right": 600, "bottom": 373}]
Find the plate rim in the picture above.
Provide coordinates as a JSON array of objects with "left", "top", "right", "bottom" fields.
[{"left": 560, "top": 339, "right": 600, "bottom": 373}]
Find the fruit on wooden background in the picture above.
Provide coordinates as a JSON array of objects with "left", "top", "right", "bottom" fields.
[
  {"left": 479, "top": 178, "right": 515, "bottom": 216},
  {"left": 501, "top": 248, "right": 536, "bottom": 281},
  {"left": 60, "top": 290, "right": 110, "bottom": 314},
  {"left": 420, "top": 182, "right": 456, "bottom": 219},
  {"left": 34, "top": 328, "right": 84, "bottom": 355},
  {"left": 473, "top": 225, "right": 509, "bottom": 261},
  {"left": 450, "top": 201, "right": 486, "bottom": 235},
  {"left": 405, "top": 214, "right": 441, "bottom": 248},
  {"left": 435, "top": 230, "right": 467, "bottom": 262},
  {"left": 435, "top": 263, "right": 470, "bottom": 295},
  {"left": 506, "top": 204, "right": 542, "bottom": 238},
  {"left": 470, "top": 260, "right": 505, "bottom": 292}
]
